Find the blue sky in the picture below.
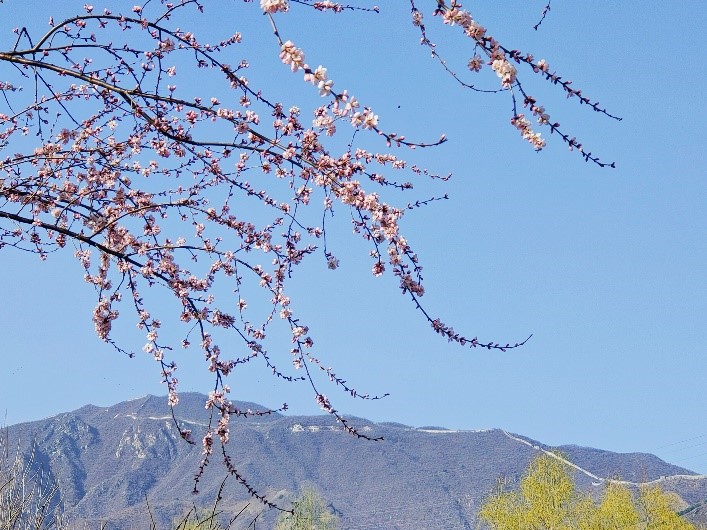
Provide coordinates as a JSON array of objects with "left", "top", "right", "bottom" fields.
[{"left": 1, "top": 2, "right": 705, "bottom": 475}]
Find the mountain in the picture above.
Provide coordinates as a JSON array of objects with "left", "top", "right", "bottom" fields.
[{"left": 3, "top": 393, "right": 706, "bottom": 529}]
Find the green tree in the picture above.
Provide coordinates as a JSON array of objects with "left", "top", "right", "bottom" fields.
[
  {"left": 478, "top": 453, "right": 701, "bottom": 530},
  {"left": 275, "top": 488, "right": 338, "bottom": 530}
]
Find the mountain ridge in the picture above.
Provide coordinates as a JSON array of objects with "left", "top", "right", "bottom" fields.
[{"left": 4, "top": 393, "right": 705, "bottom": 529}]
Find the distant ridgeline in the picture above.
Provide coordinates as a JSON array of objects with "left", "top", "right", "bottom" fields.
[{"left": 5, "top": 393, "right": 707, "bottom": 529}]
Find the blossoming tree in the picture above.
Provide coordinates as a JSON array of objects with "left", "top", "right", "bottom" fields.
[{"left": 0, "top": 0, "right": 618, "bottom": 505}]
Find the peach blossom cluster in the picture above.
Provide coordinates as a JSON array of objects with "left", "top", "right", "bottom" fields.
[
  {"left": 260, "top": 0, "right": 288, "bottom": 13},
  {"left": 0, "top": 1, "right": 617, "bottom": 500},
  {"left": 439, "top": 4, "right": 486, "bottom": 40},
  {"left": 312, "top": 1, "right": 343, "bottom": 12},
  {"left": 279, "top": 40, "right": 305, "bottom": 72},
  {"left": 351, "top": 108, "right": 379, "bottom": 130},
  {"left": 511, "top": 114, "right": 546, "bottom": 151},
  {"left": 491, "top": 56, "right": 517, "bottom": 89},
  {"left": 92, "top": 298, "right": 119, "bottom": 340}
]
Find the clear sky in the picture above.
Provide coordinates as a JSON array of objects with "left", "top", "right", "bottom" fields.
[{"left": 1, "top": 2, "right": 705, "bottom": 475}]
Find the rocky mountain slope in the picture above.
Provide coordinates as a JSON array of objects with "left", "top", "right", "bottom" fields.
[{"left": 5, "top": 393, "right": 706, "bottom": 529}]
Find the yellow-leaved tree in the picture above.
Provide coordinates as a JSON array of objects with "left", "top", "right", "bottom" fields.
[
  {"left": 478, "top": 453, "right": 702, "bottom": 530},
  {"left": 274, "top": 487, "right": 338, "bottom": 530}
]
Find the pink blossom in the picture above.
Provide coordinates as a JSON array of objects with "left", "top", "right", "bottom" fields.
[
  {"left": 536, "top": 59, "right": 550, "bottom": 73},
  {"left": 260, "top": 0, "right": 288, "bottom": 13},
  {"left": 511, "top": 114, "right": 546, "bottom": 151},
  {"left": 351, "top": 108, "right": 378, "bottom": 130},
  {"left": 317, "top": 79, "right": 334, "bottom": 97},
  {"left": 279, "top": 41, "right": 305, "bottom": 72},
  {"left": 468, "top": 55, "right": 483, "bottom": 72},
  {"left": 491, "top": 58, "right": 517, "bottom": 89}
]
